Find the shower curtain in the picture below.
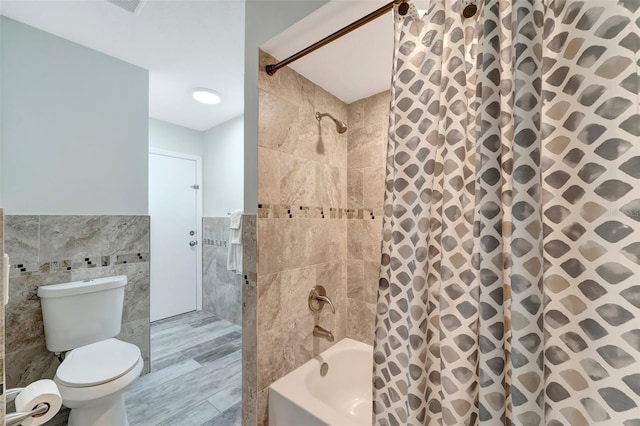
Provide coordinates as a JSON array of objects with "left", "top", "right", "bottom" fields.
[{"left": 373, "top": 0, "right": 640, "bottom": 425}]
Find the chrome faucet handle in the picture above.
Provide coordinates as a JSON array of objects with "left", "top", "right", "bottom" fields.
[{"left": 308, "top": 285, "right": 336, "bottom": 314}]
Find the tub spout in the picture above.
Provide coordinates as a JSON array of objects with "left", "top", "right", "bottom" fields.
[{"left": 313, "top": 325, "right": 335, "bottom": 342}]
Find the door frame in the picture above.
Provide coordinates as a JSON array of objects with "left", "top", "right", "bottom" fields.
[{"left": 149, "top": 147, "right": 203, "bottom": 312}]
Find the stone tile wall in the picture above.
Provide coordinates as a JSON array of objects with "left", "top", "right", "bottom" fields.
[
  {"left": 256, "top": 51, "right": 348, "bottom": 425},
  {"left": 4, "top": 215, "right": 150, "bottom": 388},
  {"left": 241, "top": 214, "right": 257, "bottom": 426},
  {"left": 254, "top": 45, "right": 392, "bottom": 424},
  {"left": 346, "top": 91, "right": 390, "bottom": 345},
  {"left": 0, "top": 209, "right": 5, "bottom": 417},
  {"left": 203, "top": 217, "right": 243, "bottom": 325}
]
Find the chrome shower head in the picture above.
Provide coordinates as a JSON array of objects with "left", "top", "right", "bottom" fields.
[{"left": 315, "top": 112, "right": 348, "bottom": 134}]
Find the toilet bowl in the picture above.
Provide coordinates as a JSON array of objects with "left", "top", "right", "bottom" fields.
[
  {"left": 53, "top": 339, "right": 143, "bottom": 426},
  {"left": 37, "top": 276, "right": 142, "bottom": 426}
]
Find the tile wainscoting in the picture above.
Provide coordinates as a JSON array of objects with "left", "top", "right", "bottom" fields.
[
  {"left": 241, "top": 214, "right": 258, "bottom": 426},
  {"left": 203, "top": 217, "right": 243, "bottom": 326},
  {"left": 3, "top": 215, "right": 150, "bottom": 388}
]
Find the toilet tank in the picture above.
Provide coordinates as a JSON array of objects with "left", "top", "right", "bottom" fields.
[{"left": 38, "top": 275, "right": 127, "bottom": 352}]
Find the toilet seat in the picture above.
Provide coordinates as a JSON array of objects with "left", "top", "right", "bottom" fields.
[{"left": 56, "top": 339, "right": 141, "bottom": 387}]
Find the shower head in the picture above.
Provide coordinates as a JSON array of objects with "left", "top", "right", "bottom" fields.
[{"left": 315, "top": 112, "right": 348, "bottom": 134}]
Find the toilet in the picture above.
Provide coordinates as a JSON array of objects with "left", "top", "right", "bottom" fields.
[{"left": 38, "top": 275, "right": 143, "bottom": 426}]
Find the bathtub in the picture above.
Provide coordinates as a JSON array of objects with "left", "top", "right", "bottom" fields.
[{"left": 269, "top": 338, "right": 373, "bottom": 426}]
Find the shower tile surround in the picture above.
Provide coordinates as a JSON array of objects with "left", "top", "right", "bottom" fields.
[
  {"left": 203, "top": 217, "right": 243, "bottom": 325},
  {"left": 346, "top": 91, "right": 389, "bottom": 346},
  {"left": 3, "top": 215, "right": 150, "bottom": 389},
  {"left": 255, "top": 50, "right": 389, "bottom": 425}
]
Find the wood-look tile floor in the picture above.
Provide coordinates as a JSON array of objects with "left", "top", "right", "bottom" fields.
[
  {"left": 125, "top": 311, "right": 242, "bottom": 426},
  {"left": 45, "top": 311, "right": 242, "bottom": 425}
]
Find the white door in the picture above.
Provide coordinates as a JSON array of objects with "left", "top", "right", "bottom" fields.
[{"left": 149, "top": 152, "right": 198, "bottom": 321}]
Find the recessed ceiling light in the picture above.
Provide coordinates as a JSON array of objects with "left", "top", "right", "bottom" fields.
[{"left": 192, "top": 88, "right": 221, "bottom": 105}]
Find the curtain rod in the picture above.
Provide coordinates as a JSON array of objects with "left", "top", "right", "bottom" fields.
[{"left": 265, "top": 0, "right": 411, "bottom": 76}]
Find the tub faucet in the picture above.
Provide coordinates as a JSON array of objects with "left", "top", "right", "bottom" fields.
[
  {"left": 313, "top": 325, "right": 335, "bottom": 342},
  {"left": 308, "top": 285, "right": 336, "bottom": 313}
]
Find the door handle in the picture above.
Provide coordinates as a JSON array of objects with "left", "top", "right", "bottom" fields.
[{"left": 189, "top": 241, "right": 198, "bottom": 247}]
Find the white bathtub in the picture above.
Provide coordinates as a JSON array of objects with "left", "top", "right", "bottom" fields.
[{"left": 269, "top": 338, "right": 373, "bottom": 426}]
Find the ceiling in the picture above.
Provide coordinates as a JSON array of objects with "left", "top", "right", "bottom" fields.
[
  {"left": 1, "top": 0, "right": 245, "bottom": 131},
  {"left": 262, "top": 0, "right": 414, "bottom": 105}
]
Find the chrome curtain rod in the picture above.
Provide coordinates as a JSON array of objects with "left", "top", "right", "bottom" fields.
[{"left": 265, "top": 0, "right": 411, "bottom": 76}]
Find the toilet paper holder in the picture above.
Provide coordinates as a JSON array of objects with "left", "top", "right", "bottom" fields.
[{"left": 5, "top": 387, "right": 51, "bottom": 426}]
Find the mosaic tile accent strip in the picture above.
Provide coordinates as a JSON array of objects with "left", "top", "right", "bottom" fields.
[
  {"left": 203, "top": 239, "right": 228, "bottom": 247},
  {"left": 10, "top": 252, "right": 149, "bottom": 277},
  {"left": 115, "top": 252, "right": 149, "bottom": 265},
  {"left": 346, "top": 209, "right": 380, "bottom": 220},
  {"left": 257, "top": 204, "right": 379, "bottom": 220}
]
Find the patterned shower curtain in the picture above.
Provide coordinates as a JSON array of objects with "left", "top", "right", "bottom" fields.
[{"left": 373, "top": 0, "right": 640, "bottom": 425}]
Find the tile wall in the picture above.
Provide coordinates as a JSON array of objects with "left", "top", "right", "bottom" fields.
[
  {"left": 242, "top": 214, "right": 258, "bottom": 426},
  {"left": 346, "top": 91, "right": 390, "bottom": 345},
  {"left": 203, "top": 217, "right": 243, "bottom": 325},
  {"left": 256, "top": 50, "right": 349, "bottom": 425},
  {"left": 255, "top": 46, "right": 392, "bottom": 424},
  {"left": 0, "top": 209, "right": 5, "bottom": 418},
  {"left": 4, "top": 215, "right": 150, "bottom": 388}
]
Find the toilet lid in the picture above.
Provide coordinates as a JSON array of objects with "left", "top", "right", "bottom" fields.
[{"left": 56, "top": 339, "right": 141, "bottom": 387}]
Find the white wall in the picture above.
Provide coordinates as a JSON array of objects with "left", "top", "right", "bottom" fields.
[
  {"left": 203, "top": 115, "right": 244, "bottom": 217},
  {"left": 1, "top": 17, "right": 149, "bottom": 215},
  {"left": 244, "top": 0, "right": 328, "bottom": 213},
  {"left": 149, "top": 118, "right": 204, "bottom": 158}
]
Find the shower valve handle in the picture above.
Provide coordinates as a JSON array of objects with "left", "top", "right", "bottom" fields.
[{"left": 308, "top": 285, "right": 336, "bottom": 314}]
